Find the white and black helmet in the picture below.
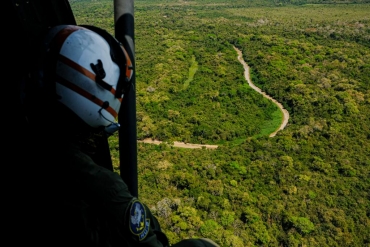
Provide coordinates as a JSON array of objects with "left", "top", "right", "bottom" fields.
[{"left": 41, "top": 25, "right": 133, "bottom": 130}]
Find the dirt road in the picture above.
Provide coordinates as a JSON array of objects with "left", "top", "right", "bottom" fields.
[
  {"left": 138, "top": 139, "right": 218, "bottom": 149},
  {"left": 233, "top": 46, "right": 289, "bottom": 137}
]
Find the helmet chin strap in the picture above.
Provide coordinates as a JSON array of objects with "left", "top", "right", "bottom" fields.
[{"left": 98, "top": 101, "right": 120, "bottom": 136}]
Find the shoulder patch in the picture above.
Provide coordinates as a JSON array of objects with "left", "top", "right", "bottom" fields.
[{"left": 129, "top": 200, "right": 150, "bottom": 241}]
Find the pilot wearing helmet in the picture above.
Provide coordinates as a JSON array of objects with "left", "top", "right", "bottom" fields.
[{"left": 21, "top": 24, "right": 219, "bottom": 247}]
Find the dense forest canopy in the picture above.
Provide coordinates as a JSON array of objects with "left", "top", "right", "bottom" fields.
[{"left": 70, "top": 1, "right": 369, "bottom": 246}]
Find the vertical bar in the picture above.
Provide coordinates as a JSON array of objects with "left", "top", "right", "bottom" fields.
[{"left": 114, "top": 0, "right": 138, "bottom": 198}]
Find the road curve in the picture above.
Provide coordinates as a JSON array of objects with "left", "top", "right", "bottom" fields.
[{"left": 233, "top": 46, "right": 289, "bottom": 137}]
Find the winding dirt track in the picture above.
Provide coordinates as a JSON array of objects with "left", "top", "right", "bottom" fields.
[
  {"left": 233, "top": 46, "right": 289, "bottom": 137},
  {"left": 139, "top": 47, "right": 289, "bottom": 149}
]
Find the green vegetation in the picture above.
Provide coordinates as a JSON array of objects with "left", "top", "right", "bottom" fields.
[
  {"left": 72, "top": 1, "right": 369, "bottom": 246},
  {"left": 183, "top": 55, "right": 198, "bottom": 90},
  {"left": 254, "top": 108, "right": 283, "bottom": 138}
]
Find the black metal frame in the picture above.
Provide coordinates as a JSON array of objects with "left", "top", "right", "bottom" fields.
[{"left": 114, "top": 0, "right": 138, "bottom": 198}]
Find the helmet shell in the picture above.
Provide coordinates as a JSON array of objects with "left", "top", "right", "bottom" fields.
[{"left": 44, "top": 25, "right": 123, "bottom": 128}]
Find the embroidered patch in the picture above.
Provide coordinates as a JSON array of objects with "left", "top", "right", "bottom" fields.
[{"left": 129, "top": 200, "right": 150, "bottom": 241}]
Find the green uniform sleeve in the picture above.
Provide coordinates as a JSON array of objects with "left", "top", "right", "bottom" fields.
[{"left": 66, "top": 143, "right": 169, "bottom": 246}]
